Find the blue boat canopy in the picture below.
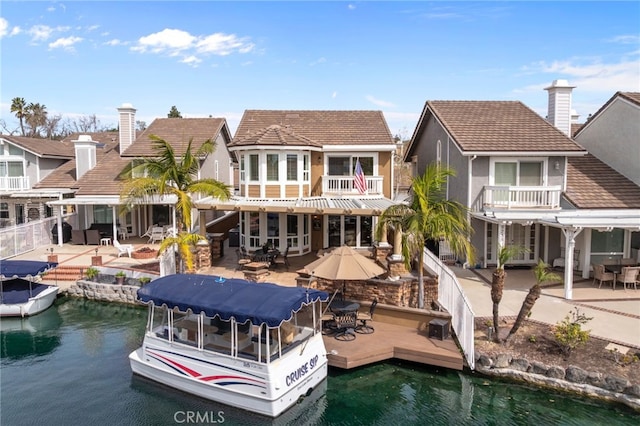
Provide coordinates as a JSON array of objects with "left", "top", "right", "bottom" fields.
[
  {"left": 137, "top": 274, "right": 329, "bottom": 327},
  {"left": 0, "top": 260, "right": 57, "bottom": 280}
]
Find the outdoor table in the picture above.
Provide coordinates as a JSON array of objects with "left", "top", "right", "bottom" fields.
[
  {"left": 605, "top": 265, "right": 623, "bottom": 290},
  {"left": 329, "top": 299, "right": 360, "bottom": 315}
]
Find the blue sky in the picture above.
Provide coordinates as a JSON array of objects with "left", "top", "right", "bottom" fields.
[{"left": 1, "top": 1, "right": 639, "bottom": 138}]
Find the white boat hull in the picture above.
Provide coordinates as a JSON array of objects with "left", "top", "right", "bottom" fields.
[
  {"left": 0, "top": 286, "right": 58, "bottom": 317},
  {"left": 129, "top": 333, "right": 328, "bottom": 418}
]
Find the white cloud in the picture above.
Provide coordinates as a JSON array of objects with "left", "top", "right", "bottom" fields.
[
  {"left": 309, "top": 57, "right": 326, "bottom": 66},
  {"left": 366, "top": 95, "right": 396, "bottom": 108},
  {"left": 10, "top": 26, "right": 21, "bottom": 36},
  {"left": 607, "top": 35, "right": 640, "bottom": 45},
  {"left": 87, "top": 25, "right": 100, "bottom": 32},
  {"left": 0, "top": 18, "right": 7, "bottom": 37},
  {"left": 27, "top": 24, "right": 70, "bottom": 42},
  {"left": 332, "top": 91, "right": 338, "bottom": 99},
  {"left": 348, "top": 4, "right": 356, "bottom": 10},
  {"left": 197, "top": 33, "right": 254, "bottom": 56},
  {"left": 522, "top": 57, "right": 640, "bottom": 93},
  {"left": 181, "top": 55, "right": 202, "bottom": 67},
  {"left": 49, "top": 36, "right": 83, "bottom": 51},
  {"left": 131, "top": 28, "right": 254, "bottom": 63},
  {"left": 104, "top": 39, "right": 126, "bottom": 46}
]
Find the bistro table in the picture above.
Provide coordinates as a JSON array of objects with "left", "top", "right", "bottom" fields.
[{"left": 329, "top": 299, "right": 360, "bottom": 315}]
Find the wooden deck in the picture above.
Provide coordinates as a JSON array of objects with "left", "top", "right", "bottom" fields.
[{"left": 323, "top": 320, "right": 463, "bottom": 370}]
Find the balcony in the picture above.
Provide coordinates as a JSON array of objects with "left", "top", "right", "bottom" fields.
[
  {"left": 321, "top": 175, "right": 383, "bottom": 196},
  {"left": 0, "top": 176, "right": 30, "bottom": 192},
  {"left": 477, "top": 185, "right": 561, "bottom": 211}
]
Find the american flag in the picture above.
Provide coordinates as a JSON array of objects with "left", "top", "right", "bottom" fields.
[{"left": 353, "top": 159, "right": 367, "bottom": 194}]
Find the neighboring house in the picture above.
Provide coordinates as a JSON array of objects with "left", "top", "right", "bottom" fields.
[
  {"left": 405, "top": 81, "right": 640, "bottom": 299},
  {"left": 0, "top": 135, "right": 76, "bottom": 227},
  {"left": 572, "top": 92, "right": 640, "bottom": 186},
  {"left": 42, "top": 104, "right": 235, "bottom": 242},
  {"left": 195, "top": 110, "right": 398, "bottom": 257}
]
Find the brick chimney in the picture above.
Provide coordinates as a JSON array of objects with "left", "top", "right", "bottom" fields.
[
  {"left": 544, "top": 79, "right": 575, "bottom": 136},
  {"left": 117, "top": 103, "right": 136, "bottom": 153},
  {"left": 73, "top": 135, "right": 98, "bottom": 179}
]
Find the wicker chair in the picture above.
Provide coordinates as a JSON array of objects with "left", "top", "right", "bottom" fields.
[
  {"left": 619, "top": 267, "right": 639, "bottom": 291},
  {"left": 592, "top": 264, "right": 614, "bottom": 289}
]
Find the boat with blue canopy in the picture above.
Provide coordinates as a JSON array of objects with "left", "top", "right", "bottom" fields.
[
  {"left": 0, "top": 260, "right": 59, "bottom": 317},
  {"left": 129, "top": 273, "right": 329, "bottom": 418}
]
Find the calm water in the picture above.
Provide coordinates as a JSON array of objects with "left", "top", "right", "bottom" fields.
[{"left": 1, "top": 297, "right": 638, "bottom": 426}]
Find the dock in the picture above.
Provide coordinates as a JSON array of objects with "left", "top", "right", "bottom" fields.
[{"left": 323, "top": 320, "right": 463, "bottom": 370}]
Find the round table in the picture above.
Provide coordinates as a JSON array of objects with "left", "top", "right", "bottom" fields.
[{"left": 329, "top": 299, "right": 360, "bottom": 314}]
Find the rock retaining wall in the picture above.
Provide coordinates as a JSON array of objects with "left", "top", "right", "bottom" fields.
[
  {"left": 475, "top": 350, "right": 640, "bottom": 411},
  {"left": 67, "top": 280, "right": 142, "bottom": 305}
]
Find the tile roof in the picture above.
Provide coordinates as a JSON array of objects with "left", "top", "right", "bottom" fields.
[
  {"left": 122, "top": 118, "right": 228, "bottom": 157},
  {"left": 62, "top": 132, "right": 120, "bottom": 153},
  {"left": 422, "top": 101, "right": 586, "bottom": 153},
  {"left": 73, "top": 150, "right": 131, "bottom": 196},
  {"left": 229, "top": 124, "right": 321, "bottom": 148},
  {"left": 233, "top": 110, "right": 394, "bottom": 146},
  {"left": 0, "top": 135, "right": 75, "bottom": 158},
  {"left": 34, "top": 138, "right": 120, "bottom": 190},
  {"left": 565, "top": 154, "right": 640, "bottom": 209}
]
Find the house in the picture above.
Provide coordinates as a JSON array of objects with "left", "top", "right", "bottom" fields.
[
  {"left": 195, "top": 110, "right": 398, "bottom": 257},
  {"left": 0, "top": 135, "right": 77, "bottom": 227},
  {"left": 572, "top": 91, "right": 640, "bottom": 186},
  {"left": 42, "top": 104, "right": 235, "bottom": 244},
  {"left": 404, "top": 81, "right": 640, "bottom": 299}
]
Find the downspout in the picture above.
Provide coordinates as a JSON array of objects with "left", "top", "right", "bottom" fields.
[{"left": 468, "top": 155, "right": 477, "bottom": 265}]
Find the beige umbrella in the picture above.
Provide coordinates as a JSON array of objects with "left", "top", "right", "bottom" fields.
[{"left": 303, "top": 246, "right": 385, "bottom": 291}]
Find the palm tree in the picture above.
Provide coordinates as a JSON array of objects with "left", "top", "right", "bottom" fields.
[
  {"left": 25, "top": 102, "right": 48, "bottom": 137},
  {"left": 377, "top": 163, "right": 474, "bottom": 308},
  {"left": 10, "top": 97, "right": 27, "bottom": 136},
  {"left": 120, "top": 135, "right": 231, "bottom": 272},
  {"left": 490, "top": 245, "right": 526, "bottom": 343},
  {"left": 504, "top": 259, "right": 562, "bottom": 343}
]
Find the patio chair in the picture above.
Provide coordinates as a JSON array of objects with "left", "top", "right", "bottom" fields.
[
  {"left": 619, "top": 267, "right": 639, "bottom": 291},
  {"left": 113, "top": 240, "right": 134, "bottom": 258},
  {"left": 355, "top": 299, "right": 378, "bottom": 334},
  {"left": 141, "top": 225, "right": 154, "bottom": 241},
  {"left": 118, "top": 226, "right": 128, "bottom": 241},
  {"left": 71, "top": 229, "right": 86, "bottom": 245},
  {"left": 272, "top": 245, "right": 290, "bottom": 269},
  {"left": 236, "top": 248, "right": 252, "bottom": 270},
  {"left": 85, "top": 229, "right": 101, "bottom": 245},
  {"left": 333, "top": 311, "right": 357, "bottom": 341},
  {"left": 150, "top": 227, "right": 164, "bottom": 244},
  {"left": 592, "top": 264, "right": 614, "bottom": 289}
]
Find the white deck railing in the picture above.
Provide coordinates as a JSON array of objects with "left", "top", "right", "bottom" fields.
[
  {"left": 479, "top": 185, "right": 561, "bottom": 210},
  {"left": 321, "top": 175, "right": 383, "bottom": 195},
  {"left": 423, "top": 247, "right": 475, "bottom": 370},
  {"left": 0, "top": 176, "right": 30, "bottom": 191}
]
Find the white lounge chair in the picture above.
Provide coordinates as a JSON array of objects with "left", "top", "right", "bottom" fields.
[
  {"left": 150, "top": 227, "right": 165, "bottom": 244},
  {"left": 113, "top": 240, "right": 134, "bottom": 258}
]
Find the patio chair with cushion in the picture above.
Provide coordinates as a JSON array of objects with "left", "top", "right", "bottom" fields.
[
  {"left": 333, "top": 311, "right": 357, "bottom": 341},
  {"left": 272, "top": 245, "right": 290, "bottom": 269},
  {"left": 150, "top": 227, "right": 164, "bottom": 244},
  {"left": 592, "top": 264, "right": 614, "bottom": 289},
  {"left": 619, "top": 267, "right": 639, "bottom": 291},
  {"left": 85, "top": 229, "right": 101, "bottom": 245},
  {"left": 113, "top": 240, "right": 134, "bottom": 258},
  {"left": 236, "top": 249, "right": 252, "bottom": 270},
  {"left": 71, "top": 229, "right": 86, "bottom": 245},
  {"left": 355, "top": 299, "right": 378, "bottom": 334}
]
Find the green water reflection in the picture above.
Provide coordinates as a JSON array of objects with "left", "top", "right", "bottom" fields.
[{"left": 1, "top": 297, "right": 638, "bottom": 425}]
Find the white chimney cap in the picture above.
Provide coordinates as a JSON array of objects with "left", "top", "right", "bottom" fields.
[
  {"left": 120, "top": 103, "right": 134, "bottom": 108},
  {"left": 78, "top": 135, "right": 92, "bottom": 141},
  {"left": 545, "top": 79, "right": 576, "bottom": 90}
]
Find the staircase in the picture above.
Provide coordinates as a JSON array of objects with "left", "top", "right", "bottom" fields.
[{"left": 44, "top": 265, "right": 86, "bottom": 282}]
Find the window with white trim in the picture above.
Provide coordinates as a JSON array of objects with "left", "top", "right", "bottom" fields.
[
  {"left": 266, "top": 154, "right": 279, "bottom": 181},
  {"left": 286, "top": 154, "right": 297, "bottom": 181}
]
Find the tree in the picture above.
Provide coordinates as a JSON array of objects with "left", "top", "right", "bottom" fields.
[
  {"left": 490, "top": 245, "right": 527, "bottom": 343},
  {"left": 25, "top": 102, "right": 48, "bottom": 137},
  {"left": 504, "top": 259, "right": 562, "bottom": 343},
  {"left": 10, "top": 97, "right": 27, "bottom": 136},
  {"left": 120, "top": 135, "right": 231, "bottom": 272},
  {"left": 136, "top": 120, "right": 147, "bottom": 131},
  {"left": 377, "top": 163, "right": 474, "bottom": 308},
  {"left": 167, "top": 106, "right": 182, "bottom": 118}
]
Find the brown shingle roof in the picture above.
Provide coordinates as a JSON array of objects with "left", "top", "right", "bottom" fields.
[
  {"left": 34, "top": 137, "right": 120, "bottom": 189},
  {"left": 233, "top": 110, "right": 394, "bottom": 146},
  {"left": 0, "top": 135, "right": 75, "bottom": 158},
  {"left": 574, "top": 92, "right": 640, "bottom": 138},
  {"left": 565, "top": 154, "right": 640, "bottom": 209},
  {"left": 425, "top": 101, "right": 585, "bottom": 152},
  {"left": 229, "top": 124, "right": 321, "bottom": 148},
  {"left": 122, "top": 118, "right": 228, "bottom": 157},
  {"left": 74, "top": 150, "right": 131, "bottom": 196}
]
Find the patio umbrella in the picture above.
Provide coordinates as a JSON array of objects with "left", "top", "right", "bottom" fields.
[{"left": 303, "top": 246, "right": 385, "bottom": 296}]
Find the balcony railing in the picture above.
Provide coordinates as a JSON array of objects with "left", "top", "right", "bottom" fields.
[
  {"left": 321, "top": 175, "right": 383, "bottom": 195},
  {"left": 477, "top": 185, "right": 561, "bottom": 210},
  {"left": 0, "top": 176, "right": 30, "bottom": 191}
]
